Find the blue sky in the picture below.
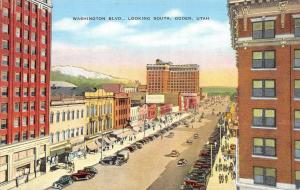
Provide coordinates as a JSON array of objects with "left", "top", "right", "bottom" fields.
[{"left": 51, "top": 0, "right": 237, "bottom": 86}]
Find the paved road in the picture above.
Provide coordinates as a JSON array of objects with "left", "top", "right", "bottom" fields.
[{"left": 64, "top": 100, "right": 228, "bottom": 190}]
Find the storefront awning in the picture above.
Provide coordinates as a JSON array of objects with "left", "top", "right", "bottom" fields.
[
  {"left": 50, "top": 142, "right": 70, "bottom": 156},
  {"left": 103, "top": 137, "right": 113, "bottom": 145},
  {"left": 69, "top": 136, "right": 85, "bottom": 146},
  {"left": 117, "top": 130, "right": 135, "bottom": 138},
  {"left": 95, "top": 138, "right": 102, "bottom": 148}
]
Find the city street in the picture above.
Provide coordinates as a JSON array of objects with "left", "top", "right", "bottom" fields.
[{"left": 63, "top": 99, "right": 229, "bottom": 190}]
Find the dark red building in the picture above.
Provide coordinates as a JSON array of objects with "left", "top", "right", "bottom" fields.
[
  {"left": 147, "top": 104, "right": 157, "bottom": 120},
  {"left": 159, "top": 104, "right": 172, "bottom": 116},
  {"left": 0, "top": 0, "right": 52, "bottom": 187},
  {"left": 114, "top": 92, "right": 131, "bottom": 130}
]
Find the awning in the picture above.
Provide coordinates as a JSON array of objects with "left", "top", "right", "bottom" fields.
[
  {"left": 95, "top": 138, "right": 102, "bottom": 148},
  {"left": 103, "top": 137, "right": 113, "bottom": 145},
  {"left": 109, "top": 136, "right": 118, "bottom": 142},
  {"left": 117, "top": 130, "right": 134, "bottom": 138},
  {"left": 68, "top": 136, "right": 85, "bottom": 146},
  {"left": 86, "top": 142, "right": 98, "bottom": 151},
  {"left": 50, "top": 142, "right": 70, "bottom": 156}
]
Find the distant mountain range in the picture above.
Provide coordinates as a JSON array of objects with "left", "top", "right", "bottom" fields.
[{"left": 51, "top": 65, "right": 134, "bottom": 88}]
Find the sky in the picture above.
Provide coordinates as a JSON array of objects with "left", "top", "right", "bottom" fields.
[{"left": 52, "top": 0, "right": 237, "bottom": 87}]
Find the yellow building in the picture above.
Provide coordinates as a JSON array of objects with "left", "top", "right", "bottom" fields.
[{"left": 85, "top": 89, "right": 114, "bottom": 138}]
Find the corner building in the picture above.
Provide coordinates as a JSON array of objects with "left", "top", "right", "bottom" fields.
[
  {"left": 228, "top": 0, "right": 300, "bottom": 189},
  {"left": 0, "top": 0, "right": 52, "bottom": 188}
]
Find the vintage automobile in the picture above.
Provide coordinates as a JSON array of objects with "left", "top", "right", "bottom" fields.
[
  {"left": 193, "top": 133, "right": 199, "bottom": 139},
  {"left": 177, "top": 159, "right": 188, "bottom": 167},
  {"left": 165, "top": 150, "right": 180, "bottom": 157},
  {"left": 186, "top": 139, "right": 193, "bottom": 144},
  {"left": 71, "top": 170, "right": 93, "bottom": 181},
  {"left": 52, "top": 175, "right": 73, "bottom": 190},
  {"left": 81, "top": 166, "right": 98, "bottom": 175},
  {"left": 179, "top": 184, "right": 194, "bottom": 190},
  {"left": 99, "top": 155, "right": 118, "bottom": 165}
]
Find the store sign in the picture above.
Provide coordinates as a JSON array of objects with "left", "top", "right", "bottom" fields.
[{"left": 146, "top": 95, "right": 165, "bottom": 104}]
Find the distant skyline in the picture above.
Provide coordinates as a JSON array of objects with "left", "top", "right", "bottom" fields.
[{"left": 52, "top": 0, "right": 237, "bottom": 87}]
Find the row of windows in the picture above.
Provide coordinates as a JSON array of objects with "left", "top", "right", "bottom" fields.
[
  {"left": 2, "top": 3, "right": 48, "bottom": 18},
  {"left": 0, "top": 114, "right": 45, "bottom": 130},
  {"left": 0, "top": 71, "right": 46, "bottom": 83},
  {"left": 251, "top": 79, "right": 300, "bottom": 98},
  {"left": 0, "top": 129, "right": 44, "bottom": 146},
  {"left": 251, "top": 50, "right": 300, "bottom": 69},
  {"left": 2, "top": 40, "right": 47, "bottom": 56},
  {"left": 0, "top": 87, "right": 46, "bottom": 98},
  {"left": 2, "top": 24, "right": 47, "bottom": 41},
  {"left": 50, "top": 110, "right": 84, "bottom": 123},
  {"left": 252, "top": 18, "right": 300, "bottom": 39},
  {"left": 49, "top": 127, "right": 84, "bottom": 144},
  {"left": 1, "top": 56, "right": 47, "bottom": 70}
]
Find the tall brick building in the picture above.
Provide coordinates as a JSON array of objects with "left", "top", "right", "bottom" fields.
[
  {"left": 0, "top": 0, "right": 52, "bottom": 188},
  {"left": 228, "top": 0, "right": 300, "bottom": 189},
  {"left": 146, "top": 59, "right": 200, "bottom": 94}
]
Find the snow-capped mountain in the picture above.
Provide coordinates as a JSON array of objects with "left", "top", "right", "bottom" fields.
[{"left": 52, "top": 65, "right": 115, "bottom": 80}]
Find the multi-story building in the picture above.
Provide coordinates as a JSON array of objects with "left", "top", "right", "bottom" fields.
[
  {"left": 114, "top": 92, "right": 131, "bottom": 130},
  {"left": 130, "top": 104, "right": 148, "bottom": 128},
  {"left": 146, "top": 59, "right": 200, "bottom": 94},
  {"left": 0, "top": 0, "right": 52, "bottom": 188},
  {"left": 49, "top": 87, "right": 86, "bottom": 166},
  {"left": 85, "top": 89, "right": 114, "bottom": 138},
  {"left": 228, "top": 0, "right": 300, "bottom": 189}
]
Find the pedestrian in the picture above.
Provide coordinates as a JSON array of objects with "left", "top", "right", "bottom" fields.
[
  {"left": 112, "top": 144, "right": 114, "bottom": 149},
  {"left": 215, "top": 164, "right": 218, "bottom": 172},
  {"left": 225, "top": 175, "right": 228, "bottom": 183},
  {"left": 219, "top": 174, "right": 222, "bottom": 184}
]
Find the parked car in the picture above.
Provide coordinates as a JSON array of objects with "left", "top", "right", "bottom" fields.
[
  {"left": 99, "top": 155, "right": 118, "bottom": 165},
  {"left": 116, "top": 150, "right": 129, "bottom": 166},
  {"left": 134, "top": 142, "right": 143, "bottom": 149},
  {"left": 193, "top": 133, "right": 199, "bottom": 139},
  {"left": 82, "top": 166, "right": 98, "bottom": 175},
  {"left": 127, "top": 146, "right": 137, "bottom": 153},
  {"left": 52, "top": 175, "right": 73, "bottom": 190},
  {"left": 177, "top": 159, "right": 188, "bottom": 167},
  {"left": 71, "top": 170, "right": 93, "bottom": 181},
  {"left": 165, "top": 150, "right": 180, "bottom": 157},
  {"left": 179, "top": 184, "right": 194, "bottom": 190},
  {"left": 186, "top": 139, "right": 193, "bottom": 144}
]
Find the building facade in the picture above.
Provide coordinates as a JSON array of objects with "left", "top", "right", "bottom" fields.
[
  {"left": 146, "top": 59, "right": 200, "bottom": 94},
  {"left": 0, "top": 0, "right": 52, "bottom": 188},
  {"left": 228, "top": 0, "right": 300, "bottom": 189},
  {"left": 114, "top": 92, "right": 131, "bottom": 130},
  {"left": 85, "top": 89, "right": 114, "bottom": 137},
  {"left": 49, "top": 95, "right": 86, "bottom": 165}
]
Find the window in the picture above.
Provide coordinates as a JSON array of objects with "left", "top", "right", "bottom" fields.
[
  {"left": 62, "top": 112, "right": 66, "bottom": 121},
  {"left": 40, "top": 88, "right": 46, "bottom": 96},
  {"left": 41, "top": 62, "right": 46, "bottom": 70},
  {"left": 22, "top": 117, "right": 27, "bottom": 126},
  {"left": 253, "top": 20, "right": 275, "bottom": 39},
  {"left": 41, "top": 49, "right": 46, "bottom": 57},
  {"left": 16, "top": 27, "right": 21, "bottom": 38},
  {"left": 81, "top": 110, "right": 84, "bottom": 118},
  {"left": 16, "top": 12, "right": 21, "bottom": 22},
  {"left": 2, "top": 55, "right": 8, "bottom": 66},
  {"left": 253, "top": 138, "right": 276, "bottom": 157},
  {"left": 1, "top": 119, "right": 7, "bottom": 129},
  {"left": 296, "top": 171, "right": 300, "bottom": 188},
  {"left": 41, "top": 22, "right": 47, "bottom": 31},
  {"left": 295, "top": 18, "right": 300, "bottom": 37},
  {"left": 16, "top": 0, "right": 22, "bottom": 6},
  {"left": 41, "top": 9, "right": 47, "bottom": 17},
  {"left": 40, "top": 128, "right": 45, "bottom": 137},
  {"left": 1, "top": 71, "right": 8, "bottom": 81},
  {"left": 254, "top": 167, "right": 276, "bottom": 186},
  {"left": 31, "top": 18, "right": 36, "bottom": 27},
  {"left": 2, "top": 8, "right": 9, "bottom": 17},
  {"left": 55, "top": 132, "right": 60, "bottom": 142},
  {"left": 295, "top": 141, "right": 300, "bottom": 159},
  {"left": 15, "top": 72, "right": 21, "bottom": 82},
  {"left": 14, "top": 117, "right": 20, "bottom": 127},
  {"left": 30, "top": 130, "right": 34, "bottom": 139},
  {"left": 30, "top": 102, "right": 35, "bottom": 110},
  {"left": 13, "top": 134, "right": 19, "bottom": 143},
  {"left": 71, "top": 111, "right": 75, "bottom": 120},
  {"left": 67, "top": 111, "right": 70, "bottom": 120},
  {"left": 24, "top": 30, "right": 29, "bottom": 40},
  {"left": 40, "top": 115, "right": 45, "bottom": 124},
  {"left": 41, "top": 75, "right": 46, "bottom": 83},
  {"left": 31, "top": 47, "right": 36, "bottom": 55},
  {"left": 253, "top": 109, "right": 275, "bottom": 128},
  {"left": 23, "top": 44, "right": 28, "bottom": 54},
  {"left": 16, "top": 43, "right": 21, "bottom": 53},
  {"left": 40, "top": 102, "right": 46, "bottom": 110},
  {"left": 50, "top": 112, "right": 54, "bottom": 124},
  {"left": 24, "top": 16, "right": 29, "bottom": 25},
  {"left": 23, "top": 59, "right": 28, "bottom": 68},
  {"left": 25, "top": 1, "right": 29, "bottom": 10},
  {"left": 22, "top": 132, "right": 27, "bottom": 141},
  {"left": 15, "top": 87, "right": 21, "bottom": 97},
  {"left": 253, "top": 80, "right": 275, "bottom": 97},
  {"left": 2, "top": 24, "right": 8, "bottom": 33},
  {"left": 32, "top": 4, "right": 37, "bottom": 13},
  {"left": 0, "top": 135, "right": 7, "bottom": 146},
  {"left": 1, "top": 87, "right": 8, "bottom": 97},
  {"left": 15, "top": 58, "right": 20, "bottom": 67},
  {"left": 22, "top": 102, "right": 28, "bottom": 112},
  {"left": 42, "top": 36, "right": 46, "bottom": 44},
  {"left": 77, "top": 110, "right": 80, "bottom": 119},
  {"left": 30, "top": 116, "right": 35, "bottom": 125},
  {"left": 2, "top": 40, "right": 9, "bottom": 50},
  {"left": 31, "top": 60, "right": 36, "bottom": 70},
  {"left": 252, "top": 51, "right": 275, "bottom": 69},
  {"left": 30, "top": 74, "right": 35, "bottom": 83},
  {"left": 14, "top": 102, "right": 20, "bottom": 112},
  {"left": 295, "top": 50, "right": 300, "bottom": 68},
  {"left": 56, "top": 112, "right": 60, "bottom": 122},
  {"left": 31, "top": 33, "right": 36, "bottom": 42},
  {"left": 23, "top": 73, "right": 28, "bottom": 82},
  {"left": 295, "top": 80, "right": 300, "bottom": 99}
]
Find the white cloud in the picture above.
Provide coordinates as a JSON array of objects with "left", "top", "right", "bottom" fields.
[
  {"left": 120, "top": 20, "right": 231, "bottom": 49},
  {"left": 163, "top": 8, "right": 184, "bottom": 17},
  {"left": 86, "top": 21, "right": 135, "bottom": 37},
  {"left": 53, "top": 18, "right": 89, "bottom": 32},
  {"left": 127, "top": 19, "right": 142, "bottom": 26}
]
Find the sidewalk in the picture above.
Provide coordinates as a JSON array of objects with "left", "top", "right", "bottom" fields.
[
  {"left": 206, "top": 133, "right": 237, "bottom": 190},
  {"left": 12, "top": 113, "right": 190, "bottom": 190}
]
